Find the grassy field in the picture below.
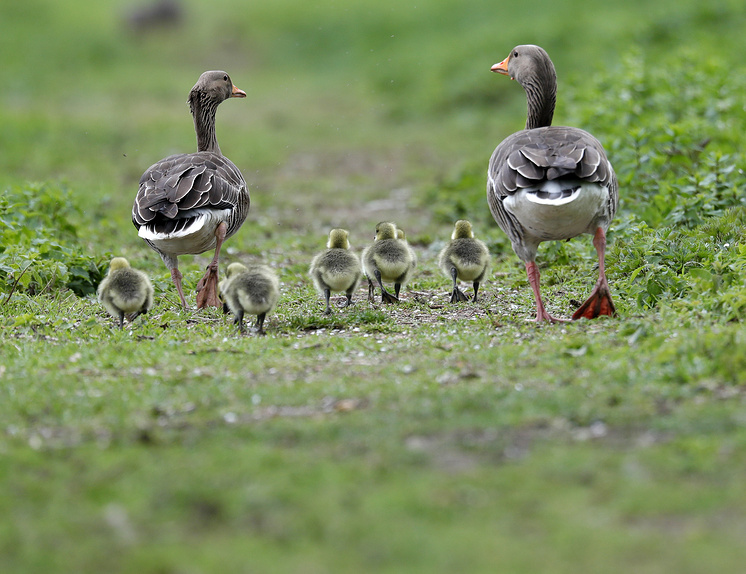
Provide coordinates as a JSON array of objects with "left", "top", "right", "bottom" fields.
[{"left": 3, "top": 0, "right": 746, "bottom": 572}]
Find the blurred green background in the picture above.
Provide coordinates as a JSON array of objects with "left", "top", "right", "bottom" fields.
[
  {"left": 3, "top": 0, "right": 745, "bottom": 250},
  {"left": 3, "top": 1, "right": 746, "bottom": 572}
]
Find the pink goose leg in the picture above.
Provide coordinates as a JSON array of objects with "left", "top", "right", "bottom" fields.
[
  {"left": 195, "top": 222, "right": 227, "bottom": 309},
  {"left": 170, "top": 267, "right": 188, "bottom": 309},
  {"left": 525, "top": 261, "right": 566, "bottom": 323}
]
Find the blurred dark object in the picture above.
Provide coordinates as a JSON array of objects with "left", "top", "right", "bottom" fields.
[{"left": 125, "top": 0, "right": 183, "bottom": 33}]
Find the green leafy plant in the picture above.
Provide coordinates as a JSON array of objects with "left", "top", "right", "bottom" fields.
[
  {"left": 565, "top": 48, "right": 746, "bottom": 228},
  {"left": 611, "top": 208, "right": 746, "bottom": 319},
  {"left": 0, "top": 182, "right": 107, "bottom": 297}
]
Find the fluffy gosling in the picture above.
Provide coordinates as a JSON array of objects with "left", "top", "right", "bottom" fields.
[
  {"left": 396, "top": 227, "right": 418, "bottom": 272},
  {"left": 309, "top": 229, "right": 362, "bottom": 314},
  {"left": 438, "top": 220, "right": 491, "bottom": 303},
  {"left": 219, "top": 262, "right": 279, "bottom": 335},
  {"left": 97, "top": 257, "right": 154, "bottom": 329},
  {"left": 361, "top": 221, "right": 414, "bottom": 304}
]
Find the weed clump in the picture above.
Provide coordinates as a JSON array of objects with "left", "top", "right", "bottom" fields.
[{"left": 0, "top": 183, "right": 107, "bottom": 298}]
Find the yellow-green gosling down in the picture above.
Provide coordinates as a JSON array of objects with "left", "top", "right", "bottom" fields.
[
  {"left": 396, "top": 227, "right": 418, "bottom": 272},
  {"left": 438, "top": 220, "right": 491, "bottom": 303},
  {"left": 97, "top": 257, "right": 154, "bottom": 329},
  {"left": 309, "top": 229, "right": 362, "bottom": 315},
  {"left": 362, "top": 221, "right": 415, "bottom": 304},
  {"left": 219, "top": 262, "right": 279, "bottom": 335}
]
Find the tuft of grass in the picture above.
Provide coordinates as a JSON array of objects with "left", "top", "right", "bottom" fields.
[{"left": 285, "top": 306, "right": 393, "bottom": 333}]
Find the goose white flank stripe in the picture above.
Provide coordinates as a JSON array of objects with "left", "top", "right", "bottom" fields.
[{"left": 137, "top": 209, "right": 234, "bottom": 249}]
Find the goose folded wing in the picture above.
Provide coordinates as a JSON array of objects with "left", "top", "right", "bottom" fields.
[
  {"left": 133, "top": 154, "right": 245, "bottom": 227},
  {"left": 512, "top": 137, "right": 611, "bottom": 185},
  {"left": 575, "top": 146, "right": 607, "bottom": 182},
  {"left": 549, "top": 130, "right": 612, "bottom": 185},
  {"left": 203, "top": 155, "right": 246, "bottom": 208}
]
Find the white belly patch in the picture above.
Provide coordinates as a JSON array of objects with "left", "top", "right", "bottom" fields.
[{"left": 505, "top": 181, "right": 608, "bottom": 240}]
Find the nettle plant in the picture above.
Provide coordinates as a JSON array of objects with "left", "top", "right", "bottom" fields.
[
  {"left": 560, "top": 49, "right": 746, "bottom": 317},
  {"left": 609, "top": 208, "right": 746, "bottom": 320},
  {"left": 0, "top": 183, "right": 107, "bottom": 298},
  {"left": 564, "top": 47, "right": 746, "bottom": 228}
]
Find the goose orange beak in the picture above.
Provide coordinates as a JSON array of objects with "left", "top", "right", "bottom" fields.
[
  {"left": 231, "top": 85, "right": 247, "bottom": 98},
  {"left": 491, "top": 55, "right": 510, "bottom": 76}
]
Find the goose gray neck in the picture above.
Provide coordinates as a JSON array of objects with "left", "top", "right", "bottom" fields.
[
  {"left": 522, "top": 74, "right": 556, "bottom": 130},
  {"left": 189, "top": 90, "right": 221, "bottom": 155}
]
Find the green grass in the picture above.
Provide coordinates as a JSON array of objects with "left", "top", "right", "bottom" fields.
[{"left": 3, "top": 0, "right": 746, "bottom": 572}]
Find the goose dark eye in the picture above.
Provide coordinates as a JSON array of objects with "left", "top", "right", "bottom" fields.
[
  {"left": 223, "top": 74, "right": 229, "bottom": 82},
  {"left": 513, "top": 51, "right": 519, "bottom": 58}
]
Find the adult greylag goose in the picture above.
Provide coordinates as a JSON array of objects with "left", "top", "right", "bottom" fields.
[
  {"left": 438, "top": 220, "right": 491, "bottom": 303},
  {"left": 486, "top": 45, "right": 618, "bottom": 322},
  {"left": 361, "top": 221, "right": 414, "bottom": 304},
  {"left": 218, "top": 262, "right": 279, "bottom": 335},
  {"left": 309, "top": 228, "right": 362, "bottom": 315},
  {"left": 97, "top": 257, "right": 154, "bottom": 329},
  {"left": 132, "top": 71, "right": 249, "bottom": 309}
]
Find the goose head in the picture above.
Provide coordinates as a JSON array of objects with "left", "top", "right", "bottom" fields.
[
  {"left": 491, "top": 44, "right": 557, "bottom": 130},
  {"left": 187, "top": 71, "right": 246, "bottom": 154},
  {"left": 189, "top": 71, "right": 246, "bottom": 106},
  {"left": 491, "top": 45, "right": 555, "bottom": 84}
]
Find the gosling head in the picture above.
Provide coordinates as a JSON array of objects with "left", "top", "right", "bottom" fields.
[
  {"left": 396, "top": 229, "right": 406, "bottom": 240},
  {"left": 327, "top": 229, "right": 350, "bottom": 249},
  {"left": 108, "top": 257, "right": 131, "bottom": 273},
  {"left": 374, "top": 222, "right": 398, "bottom": 241},
  {"left": 225, "top": 262, "right": 249, "bottom": 279},
  {"left": 452, "top": 220, "right": 474, "bottom": 240}
]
